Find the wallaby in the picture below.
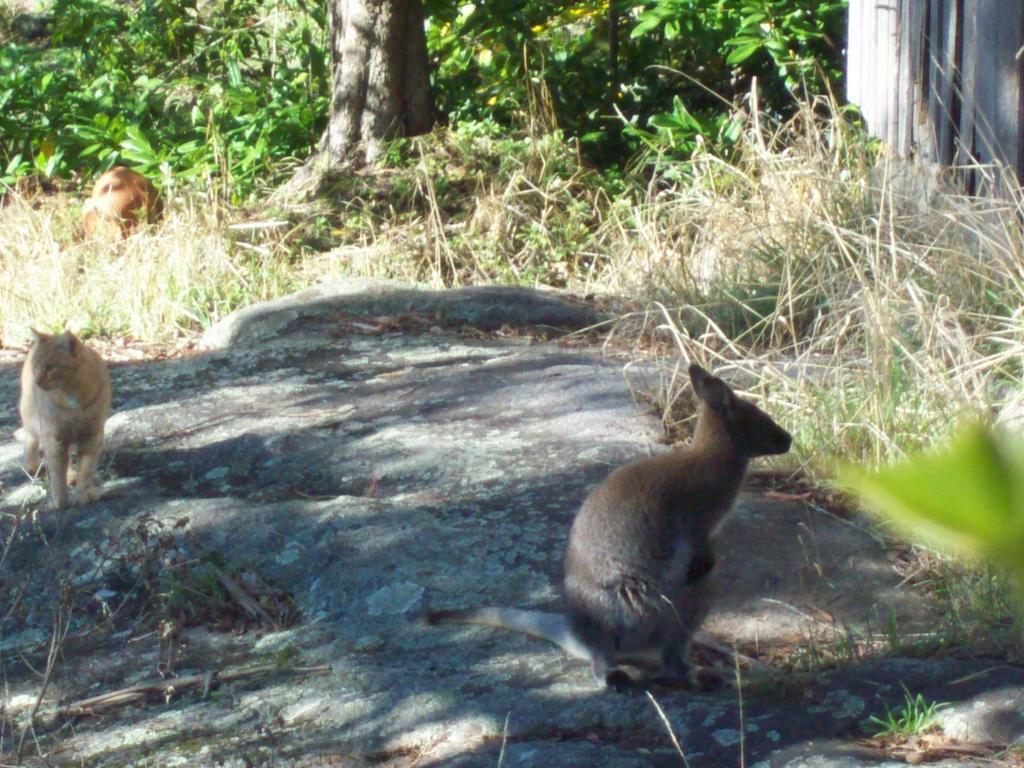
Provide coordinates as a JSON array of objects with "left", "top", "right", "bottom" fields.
[
  {"left": 428, "top": 364, "right": 791, "bottom": 692},
  {"left": 18, "top": 329, "right": 112, "bottom": 509},
  {"left": 82, "top": 166, "right": 163, "bottom": 239}
]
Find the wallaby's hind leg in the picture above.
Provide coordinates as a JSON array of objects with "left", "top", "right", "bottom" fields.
[
  {"left": 576, "top": 620, "right": 643, "bottom": 694},
  {"left": 650, "top": 634, "right": 698, "bottom": 689},
  {"left": 685, "top": 538, "right": 717, "bottom": 585},
  {"left": 648, "top": 582, "right": 718, "bottom": 690},
  {"left": 583, "top": 635, "right": 634, "bottom": 693}
]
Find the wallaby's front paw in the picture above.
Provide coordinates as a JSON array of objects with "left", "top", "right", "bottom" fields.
[
  {"left": 605, "top": 668, "right": 641, "bottom": 694},
  {"left": 689, "top": 666, "right": 723, "bottom": 692},
  {"left": 648, "top": 674, "right": 696, "bottom": 690}
]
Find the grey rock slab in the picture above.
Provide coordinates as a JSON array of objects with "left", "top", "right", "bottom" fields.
[
  {"left": 0, "top": 283, "right": 1021, "bottom": 767},
  {"left": 199, "top": 278, "right": 599, "bottom": 349},
  {"left": 940, "top": 683, "right": 1024, "bottom": 743}
]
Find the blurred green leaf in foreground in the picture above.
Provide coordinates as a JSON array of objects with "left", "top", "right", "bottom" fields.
[{"left": 843, "top": 421, "right": 1024, "bottom": 592}]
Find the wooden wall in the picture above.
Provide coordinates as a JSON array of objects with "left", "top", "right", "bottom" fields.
[{"left": 847, "top": 0, "right": 1024, "bottom": 192}]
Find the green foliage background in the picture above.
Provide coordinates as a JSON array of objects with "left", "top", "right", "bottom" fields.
[
  {"left": 0, "top": 0, "right": 846, "bottom": 198},
  {"left": 0, "top": 0, "right": 328, "bottom": 199}
]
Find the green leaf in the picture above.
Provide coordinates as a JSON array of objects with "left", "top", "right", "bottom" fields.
[
  {"left": 842, "top": 422, "right": 1024, "bottom": 586},
  {"left": 726, "top": 39, "right": 763, "bottom": 64},
  {"left": 631, "top": 13, "right": 664, "bottom": 39},
  {"left": 649, "top": 113, "right": 682, "bottom": 130},
  {"left": 5, "top": 153, "right": 24, "bottom": 175},
  {"left": 227, "top": 60, "right": 242, "bottom": 89},
  {"left": 722, "top": 118, "right": 742, "bottom": 143}
]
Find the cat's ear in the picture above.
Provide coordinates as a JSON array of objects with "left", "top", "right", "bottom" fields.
[
  {"left": 29, "top": 327, "right": 43, "bottom": 342},
  {"left": 60, "top": 330, "right": 80, "bottom": 356}
]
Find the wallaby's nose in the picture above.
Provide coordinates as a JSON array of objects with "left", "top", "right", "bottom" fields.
[{"left": 774, "top": 429, "right": 793, "bottom": 454}]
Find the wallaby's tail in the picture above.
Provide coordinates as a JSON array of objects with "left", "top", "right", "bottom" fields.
[{"left": 426, "top": 607, "right": 592, "bottom": 661}]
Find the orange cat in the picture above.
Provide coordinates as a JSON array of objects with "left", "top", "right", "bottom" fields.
[
  {"left": 81, "top": 166, "right": 163, "bottom": 239},
  {"left": 18, "top": 330, "right": 112, "bottom": 509}
]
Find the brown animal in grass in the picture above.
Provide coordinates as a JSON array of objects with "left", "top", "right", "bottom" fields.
[
  {"left": 81, "top": 166, "right": 162, "bottom": 239},
  {"left": 428, "top": 364, "right": 792, "bottom": 692},
  {"left": 18, "top": 330, "right": 112, "bottom": 509}
]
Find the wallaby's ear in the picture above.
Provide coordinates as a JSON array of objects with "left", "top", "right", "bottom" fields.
[
  {"left": 688, "top": 364, "right": 711, "bottom": 390},
  {"left": 29, "top": 327, "right": 44, "bottom": 343},
  {"left": 689, "top": 364, "right": 735, "bottom": 412},
  {"left": 60, "top": 330, "right": 79, "bottom": 356}
]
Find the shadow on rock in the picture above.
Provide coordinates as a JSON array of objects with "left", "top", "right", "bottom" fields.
[{"left": 1, "top": 281, "right": 1021, "bottom": 767}]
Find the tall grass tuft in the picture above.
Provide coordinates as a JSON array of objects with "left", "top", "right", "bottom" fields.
[
  {"left": 0, "top": 186, "right": 298, "bottom": 344},
  {"left": 612, "top": 98, "right": 1024, "bottom": 479}
]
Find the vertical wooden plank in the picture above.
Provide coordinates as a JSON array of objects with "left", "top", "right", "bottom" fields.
[
  {"left": 958, "top": 0, "right": 977, "bottom": 182},
  {"left": 1017, "top": 3, "right": 1024, "bottom": 184},
  {"left": 864, "top": 0, "right": 894, "bottom": 144},
  {"left": 846, "top": 0, "right": 862, "bottom": 108},
  {"left": 902, "top": 0, "right": 928, "bottom": 158},
  {"left": 846, "top": 0, "right": 1022, "bottom": 189},
  {"left": 969, "top": 0, "right": 1022, "bottom": 188},
  {"left": 884, "top": 0, "right": 900, "bottom": 145},
  {"left": 925, "top": 0, "right": 943, "bottom": 162},
  {"left": 970, "top": 0, "right": 997, "bottom": 166},
  {"left": 919, "top": 2, "right": 937, "bottom": 157},
  {"left": 928, "top": 0, "right": 959, "bottom": 165},
  {"left": 864, "top": 0, "right": 881, "bottom": 139},
  {"left": 998, "top": 0, "right": 1024, "bottom": 184},
  {"left": 895, "top": 0, "right": 910, "bottom": 154},
  {"left": 849, "top": 0, "right": 890, "bottom": 141}
]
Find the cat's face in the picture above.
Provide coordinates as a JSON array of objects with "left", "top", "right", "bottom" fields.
[{"left": 28, "top": 331, "right": 81, "bottom": 391}]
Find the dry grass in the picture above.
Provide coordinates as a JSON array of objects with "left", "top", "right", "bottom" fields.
[
  {"left": 3, "top": 97, "right": 1024, "bottom": 484},
  {"left": 605, "top": 100, "right": 1024, "bottom": 481},
  {"left": 0, "top": 185, "right": 298, "bottom": 344}
]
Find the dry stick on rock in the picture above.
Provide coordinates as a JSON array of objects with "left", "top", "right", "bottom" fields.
[
  {"left": 691, "top": 632, "right": 772, "bottom": 674},
  {"left": 215, "top": 568, "right": 281, "bottom": 629},
  {"left": 16, "top": 605, "right": 67, "bottom": 762},
  {"left": 61, "top": 664, "right": 331, "bottom": 717}
]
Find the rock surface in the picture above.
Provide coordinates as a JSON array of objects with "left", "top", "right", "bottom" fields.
[{"left": 1, "top": 280, "right": 1021, "bottom": 767}]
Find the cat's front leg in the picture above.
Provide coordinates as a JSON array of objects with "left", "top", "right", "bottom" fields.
[
  {"left": 21, "top": 428, "right": 41, "bottom": 476},
  {"left": 72, "top": 433, "right": 103, "bottom": 504},
  {"left": 43, "top": 436, "right": 71, "bottom": 509}
]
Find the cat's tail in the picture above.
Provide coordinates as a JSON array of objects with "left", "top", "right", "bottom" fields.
[{"left": 426, "top": 607, "right": 592, "bottom": 661}]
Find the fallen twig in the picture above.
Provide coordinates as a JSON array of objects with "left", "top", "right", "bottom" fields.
[
  {"left": 60, "top": 663, "right": 331, "bottom": 717},
  {"left": 16, "top": 605, "right": 67, "bottom": 761},
  {"left": 692, "top": 631, "right": 772, "bottom": 673},
  {"left": 216, "top": 568, "right": 280, "bottom": 629}
]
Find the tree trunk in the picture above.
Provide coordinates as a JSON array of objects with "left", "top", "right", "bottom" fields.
[{"left": 324, "top": 0, "right": 434, "bottom": 165}]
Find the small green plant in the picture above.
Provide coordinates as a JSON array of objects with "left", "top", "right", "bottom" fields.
[{"left": 864, "top": 686, "right": 947, "bottom": 738}]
